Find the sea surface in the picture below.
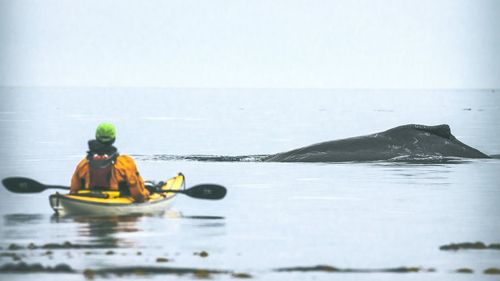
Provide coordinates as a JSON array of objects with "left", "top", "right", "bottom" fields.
[{"left": 0, "top": 88, "right": 499, "bottom": 280}]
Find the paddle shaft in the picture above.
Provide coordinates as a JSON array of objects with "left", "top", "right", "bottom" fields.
[
  {"left": 45, "top": 185, "right": 70, "bottom": 191},
  {"left": 2, "top": 177, "right": 226, "bottom": 200}
]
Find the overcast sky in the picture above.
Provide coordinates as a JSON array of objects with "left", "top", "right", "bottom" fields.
[{"left": 0, "top": 0, "right": 499, "bottom": 89}]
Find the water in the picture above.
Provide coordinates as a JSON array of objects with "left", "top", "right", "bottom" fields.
[{"left": 0, "top": 88, "right": 499, "bottom": 280}]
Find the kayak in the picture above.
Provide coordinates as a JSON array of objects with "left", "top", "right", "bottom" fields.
[{"left": 49, "top": 173, "right": 185, "bottom": 216}]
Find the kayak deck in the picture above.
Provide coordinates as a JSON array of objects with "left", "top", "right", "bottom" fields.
[{"left": 49, "top": 173, "right": 185, "bottom": 216}]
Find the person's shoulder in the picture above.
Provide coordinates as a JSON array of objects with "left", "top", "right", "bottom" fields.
[
  {"left": 115, "top": 154, "right": 138, "bottom": 165},
  {"left": 117, "top": 154, "right": 135, "bottom": 161},
  {"left": 74, "top": 157, "right": 89, "bottom": 170}
]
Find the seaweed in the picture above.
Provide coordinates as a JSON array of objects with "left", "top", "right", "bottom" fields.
[
  {"left": 275, "top": 265, "right": 430, "bottom": 273},
  {"left": 440, "top": 242, "right": 500, "bottom": 251},
  {"left": 194, "top": 251, "right": 209, "bottom": 257},
  {"left": 484, "top": 268, "right": 500, "bottom": 275},
  {"left": 455, "top": 268, "right": 474, "bottom": 273},
  {"left": 0, "top": 262, "right": 74, "bottom": 273}
]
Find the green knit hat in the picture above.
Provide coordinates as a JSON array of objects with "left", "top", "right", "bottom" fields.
[{"left": 95, "top": 122, "right": 116, "bottom": 144}]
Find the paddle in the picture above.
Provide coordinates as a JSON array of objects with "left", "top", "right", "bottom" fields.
[
  {"left": 161, "top": 184, "right": 226, "bottom": 200},
  {"left": 2, "top": 177, "right": 227, "bottom": 200},
  {"left": 2, "top": 177, "right": 69, "bottom": 193}
]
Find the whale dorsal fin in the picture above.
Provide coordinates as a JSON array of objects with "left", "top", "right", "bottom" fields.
[{"left": 414, "top": 124, "right": 452, "bottom": 139}]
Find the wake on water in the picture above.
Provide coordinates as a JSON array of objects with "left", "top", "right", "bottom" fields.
[
  {"left": 132, "top": 154, "right": 484, "bottom": 164},
  {"left": 133, "top": 154, "right": 270, "bottom": 163}
]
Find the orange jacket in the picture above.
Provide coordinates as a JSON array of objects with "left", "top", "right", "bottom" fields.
[{"left": 70, "top": 155, "right": 150, "bottom": 202}]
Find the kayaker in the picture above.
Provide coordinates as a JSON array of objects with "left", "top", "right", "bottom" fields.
[{"left": 70, "top": 123, "right": 150, "bottom": 202}]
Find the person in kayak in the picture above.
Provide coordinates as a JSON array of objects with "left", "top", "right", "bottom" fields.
[{"left": 70, "top": 123, "right": 150, "bottom": 202}]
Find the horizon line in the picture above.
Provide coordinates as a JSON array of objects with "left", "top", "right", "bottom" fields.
[{"left": 0, "top": 86, "right": 498, "bottom": 91}]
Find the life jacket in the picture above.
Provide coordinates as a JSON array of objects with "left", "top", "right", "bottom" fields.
[
  {"left": 86, "top": 140, "right": 119, "bottom": 190},
  {"left": 88, "top": 153, "right": 118, "bottom": 189},
  {"left": 71, "top": 151, "right": 150, "bottom": 202}
]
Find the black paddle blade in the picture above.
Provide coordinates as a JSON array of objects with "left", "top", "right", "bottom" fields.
[
  {"left": 182, "top": 184, "right": 227, "bottom": 200},
  {"left": 2, "top": 177, "right": 46, "bottom": 193}
]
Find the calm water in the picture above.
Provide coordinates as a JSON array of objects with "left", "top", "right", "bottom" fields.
[{"left": 0, "top": 88, "right": 499, "bottom": 280}]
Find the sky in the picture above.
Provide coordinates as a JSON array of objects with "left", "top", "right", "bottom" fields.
[{"left": 0, "top": 0, "right": 499, "bottom": 89}]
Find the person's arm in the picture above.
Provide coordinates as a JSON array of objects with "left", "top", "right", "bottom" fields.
[
  {"left": 128, "top": 170, "right": 150, "bottom": 203},
  {"left": 116, "top": 155, "right": 150, "bottom": 202},
  {"left": 70, "top": 159, "right": 88, "bottom": 194}
]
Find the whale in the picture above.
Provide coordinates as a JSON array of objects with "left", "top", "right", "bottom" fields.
[{"left": 264, "top": 124, "right": 490, "bottom": 162}]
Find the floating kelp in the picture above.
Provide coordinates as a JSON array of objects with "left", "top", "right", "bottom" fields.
[
  {"left": 0, "top": 252, "right": 23, "bottom": 261},
  {"left": 81, "top": 266, "right": 230, "bottom": 278},
  {"left": 7, "top": 244, "right": 23, "bottom": 251},
  {"left": 2, "top": 262, "right": 500, "bottom": 277},
  {"left": 0, "top": 262, "right": 74, "bottom": 273},
  {"left": 194, "top": 251, "right": 209, "bottom": 257},
  {"left": 42, "top": 241, "right": 113, "bottom": 249},
  {"left": 275, "top": 265, "right": 339, "bottom": 272},
  {"left": 0, "top": 263, "right": 244, "bottom": 278},
  {"left": 275, "top": 265, "right": 432, "bottom": 273},
  {"left": 440, "top": 242, "right": 500, "bottom": 251},
  {"left": 7, "top": 241, "right": 117, "bottom": 250},
  {"left": 232, "top": 272, "right": 253, "bottom": 278},
  {"left": 455, "top": 268, "right": 474, "bottom": 273},
  {"left": 484, "top": 268, "right": 500, "bottom": 275}
]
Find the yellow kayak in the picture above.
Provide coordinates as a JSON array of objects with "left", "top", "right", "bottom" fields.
[{"left": 49, "top": 173, "right": 185, "bottom": 216}]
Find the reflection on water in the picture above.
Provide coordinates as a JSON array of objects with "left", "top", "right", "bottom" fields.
[
  {"left": 49, "top": 212, "right": 183, "bottom": 249},
  {"left": 2, "top": 213, "right": 48, "bottom": 241},
  {"left": 181, "top": 215, "right": 225, "bottom": 220},
  {"left": 2, "top": 210, "right": 226, "bottom": 249},
  {"left": 62, "top": 215, "right": 141, "bottom": 248},
  {"left": 181, "top": 215, "right": 226, "bottom": 228},
  {"left": 3, "top": 214, "right": 44, "bottom": 227},
  {"left": 44, "top": 211, "right": 226, "bottom": 249}
]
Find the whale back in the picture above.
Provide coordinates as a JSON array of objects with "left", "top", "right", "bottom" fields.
[{"left": 265, "top": 124, "right": 489, "bottom": 162}]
